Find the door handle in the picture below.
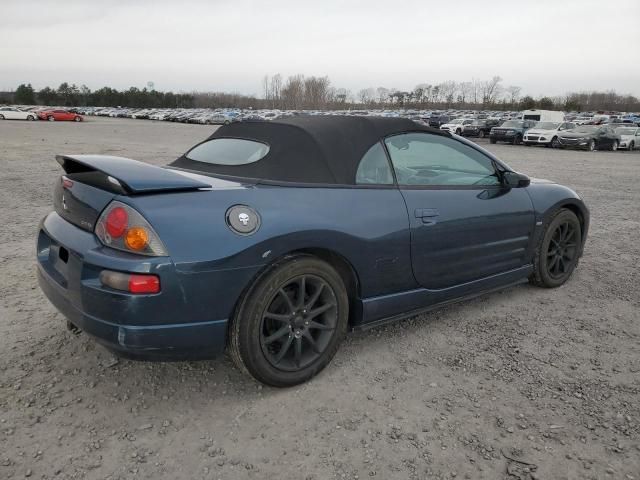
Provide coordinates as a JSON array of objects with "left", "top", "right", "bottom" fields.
[{"left": 414, "top": 208, "right": 440, "bottom": 225}]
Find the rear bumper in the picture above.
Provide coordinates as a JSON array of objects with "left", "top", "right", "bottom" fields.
[
  {"left": 37, "top": 266, "right": 227, "bottom": 358},
  {"left": 35, "top": 212, "right": 252, "bottom": 359}
]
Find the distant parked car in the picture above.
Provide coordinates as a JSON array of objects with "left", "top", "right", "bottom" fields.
[
  {"left": 38, "top": 109, "right": 83, "bottom": 122},
  {"left": 614, "top": 126, "right": 640, "bottom": 151},
  {"left": 440, "top": 118, "right": 474, "bottom": 135},
  {"left": 0, "top": 106, "right": 37, "bottom": 121},
  {"left": 462, "top": 119, "right": 499, "bottom": 138},
  {"left": 557, "top": 125, "right": 621, "bottom": 151},
  {"left": 490, "top": 120, "right": 538, "bottom": 145},
  {"left": 523, "top": 122, "right": 576, "bottom": 148},
  {"left": 428, "top": 114, "right": 451, "bottom": 128}
]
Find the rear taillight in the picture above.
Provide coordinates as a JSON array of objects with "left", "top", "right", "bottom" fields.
[
  {"left": 99, "top": 270, "right": 160, "bottom": 294},
  {"left": 95, "top": 201, "right": 167, "bottom": 256}
]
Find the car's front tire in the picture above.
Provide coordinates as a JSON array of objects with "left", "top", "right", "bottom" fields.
[
  {"left": 611, "top": 140, "right": 618, "bottom": 151},
  {"left": 587, "top": 139, "right": 595, "bottom": 151},
  {"left": 27, "top": 115, "right": 35, "bottom": 121},
  {"left": 229, "top": 255, "right": 349, "bottom": 387},
  {"left": 48, "top": 116, "right": 55, "bottom": 122},
  {"left": 530, "top": 209, "right": 582, "bottom": 288},
  {"left": 629, "top": 141, "right": 635, "bottom": 151}
]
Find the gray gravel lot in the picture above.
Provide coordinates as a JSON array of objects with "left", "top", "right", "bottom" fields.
[{"left": 1, "top": 117, "right": 639, "bottom": 480}]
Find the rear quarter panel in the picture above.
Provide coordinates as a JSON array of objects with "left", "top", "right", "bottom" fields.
[{"left": 123, "top": 185, "right": 415, "bottom": 302}]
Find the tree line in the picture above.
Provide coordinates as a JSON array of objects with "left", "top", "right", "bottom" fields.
[
  {"left": 5, "top": 76, "right": 640, "bottom": 112},
  {"left": 9, "top": 83, "right": 195, "bottom": 108}
]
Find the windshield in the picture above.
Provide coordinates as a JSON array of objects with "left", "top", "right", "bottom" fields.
[
  {"left": 501, "top": 121, "right": 523, "bottom": 128},
  {"left": 185, "top": 138, "right": 270, "bottom": 165},
  {"left": 616, "top": 128, "right": 636, "bottom": 135},
  {"left": 534, "top": 122, "right": 560, "bottom": 130}
]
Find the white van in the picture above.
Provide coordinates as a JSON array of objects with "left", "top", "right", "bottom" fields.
[{"left": 521, "top": 109, "right": 565, "bottom": 123}]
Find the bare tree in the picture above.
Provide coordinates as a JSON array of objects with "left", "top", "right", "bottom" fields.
[
  {"left": 505, "top": 85, "right": 522, "bottom": 105},
  {"left": 458, "top": 81, "right": 473, "bottom": 105},
  {"left": 376, "top": 87, "right": 389, "bottom": 104},
  {"left": 481, "top": 75, "right": 503, "bottom": 104}
]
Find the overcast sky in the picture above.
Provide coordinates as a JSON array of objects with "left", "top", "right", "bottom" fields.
[{"left": 2, "top": 0, "right": 639, "bottom": 98}]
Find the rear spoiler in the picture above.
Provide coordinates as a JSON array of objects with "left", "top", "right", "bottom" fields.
[{"left": 56, "top": 154, "right": 210, "bottom": 195}]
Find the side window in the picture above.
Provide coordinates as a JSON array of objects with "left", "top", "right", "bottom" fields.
[
  {"left": 355, "top": 142, "right": 393, "bottom": 185},
  {"left": 384, "top": 133, "right": 501, "bottom": 187}
]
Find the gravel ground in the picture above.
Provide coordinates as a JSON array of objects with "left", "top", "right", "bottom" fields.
[{"left": 0, "top": 117, "right": 639, "bottom": 480}]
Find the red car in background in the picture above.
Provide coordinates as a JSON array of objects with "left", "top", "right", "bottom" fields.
[{"left": 38, "top": 109, "right": 83, "bottom": 122}]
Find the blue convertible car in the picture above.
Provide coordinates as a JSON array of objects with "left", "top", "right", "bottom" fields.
[{"left": 37, "top": 116, "right": 589, "bottom": 386}]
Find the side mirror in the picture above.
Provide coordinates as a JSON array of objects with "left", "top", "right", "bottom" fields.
[{"left": 502, "top": 171, "right": 530, "bottom": 188}]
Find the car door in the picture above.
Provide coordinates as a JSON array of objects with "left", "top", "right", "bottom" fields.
[
  {"left": 4, "top": 108, "right": 18, "bottom": 120},
  {"left": 384, "top": 132, "right": 535, "bottom": 291}
]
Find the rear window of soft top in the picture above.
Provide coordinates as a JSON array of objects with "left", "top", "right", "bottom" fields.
[{"left": 185, "top": 138, "right": 270, "bottom": 165}]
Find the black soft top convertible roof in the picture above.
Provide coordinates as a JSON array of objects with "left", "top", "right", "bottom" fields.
[{"left": 170, "top": 116, "right": 446, "bottom": 185}]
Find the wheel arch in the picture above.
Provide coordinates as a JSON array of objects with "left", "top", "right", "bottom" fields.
[
  {"left": 540, "top": 199, "right": 589, "bottom": 257},
  {"left": 229, "top": 247, "right": 363, "bottom": 333}
]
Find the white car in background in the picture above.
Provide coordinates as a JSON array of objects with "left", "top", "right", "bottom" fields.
[
  {"left": 615, "top": 126, "right": 640, "bottom": 151},
  {"left": 440, "top": 118, "right": 474, "bottom": 135},
  {"left": 0, "top": 106, "right": 37, "bottom": 121},
  {"left": 523, "top": 121, "right": 576, "bottom": 148}
]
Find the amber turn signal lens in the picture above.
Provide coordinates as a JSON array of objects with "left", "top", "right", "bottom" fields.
[{"left": 124, "top": 226, "right": 149, "bottom": 251}]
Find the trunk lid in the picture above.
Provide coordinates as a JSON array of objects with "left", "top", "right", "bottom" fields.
[{"left": 54, "top": 154, "right": 213, "bottom": 232}]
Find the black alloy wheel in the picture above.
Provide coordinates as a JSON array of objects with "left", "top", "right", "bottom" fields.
[
  {"left": 260, "top": 275, "right": 337, "bottom": 371},
  {"left": 587, "top": 139, "right": 595, "bottom": 151},
  {"left": 545, "top": 221, "right": 578, "bottom": 280},
  {"left": 611, "top": 140, "right": 618, "bottom": 151},
  {"left": 550, "top": 136, "right": 560, "bottom": 148},
  {"left": 530, "top": 209, "right": 582, "bottom": 288},
  {"left": 229, "top": 255, "right": 349, "bottom": 387}
]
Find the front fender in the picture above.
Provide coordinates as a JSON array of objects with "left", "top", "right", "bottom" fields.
[{"left": 525, "top": 182, "right": 590, "bottom": 256}]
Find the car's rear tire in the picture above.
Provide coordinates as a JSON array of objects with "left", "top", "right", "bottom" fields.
[
  {"left": 0, "top": 115, "right": 4, "bottom": 120},
  {"left": 587, "top": 139, "right": 595, "bottom": 151},
  {"left": 74, "top": 116, "right": 81, "bottom": 122},
  {"left": 550, "top": 136, "right": 559, "bottom": 148},
  {"left": 530, "top": 209, "right": 582, "bottom": 288},
  {"left": 611, "top": 140, "right": 618, "bottom": 151},
  {"left": 630, "top": 141, "right": 635, "bottom": 151},
  {"left": 48, "top": 116, "right": 55, "bottom": 122},
  {"left": 229, "top": 255, "right": 349, "bottom": 387}
]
